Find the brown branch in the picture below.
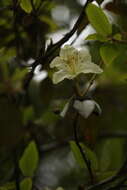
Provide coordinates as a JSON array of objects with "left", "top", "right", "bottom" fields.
[
  {"left": 23, "top": 0, "right": 94, "bottom": 90},
  {"left": 86, "top": 156, "right": 127, "bottom": 190}
]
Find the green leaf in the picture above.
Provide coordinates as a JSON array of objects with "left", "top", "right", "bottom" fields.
[
  {"left": 96, "top": 171, "right": 116, "bottom": 182},
  {"left": 0, "top": 187, "right": 7, "bottom": 190},
  {"left": 20, "top": 178, "right": 32, "bottom": 190},
  {"left": 70, "top": 141, "right": 98, "bottom": 170},
  {"left": 0, "top": 182, "right": 15, "bottom": 190},
  {"left": 81, "top": 143, "right": 98, "bottom": 171},
  {"left": 85, "top": 33, "right": 108, "bottom": 42},
  {"left": 100, "top": 44, "right": 121, "bottom": 64},
  {"left": 100, "top": 139, "right": 124, "bottom": 172},
  {"left": 12, "top": 68, "right": 28, "bottom": 82},
  {"left": 20, "top": 0, "right": 32, "bottom": 13},
  {"left": 19, "top": 141, "right": 39, "bottom": 177},
  {"left": 20, "top": 0, "right": 41, "bottom": 13},
  {"left": 56, "top": 187, "right": 64, "bottom": 190},
  {"left": 86, "top": 3, "right": 112, "bottom": 36},
  {"left": 113, "top": 33, "right": 122, "bottom": 41},
  {"left": 70, "top": 141, "right": 86, "bottom": 168},
  {"left": 22, "top": 106, "right": 34, "bottom": 125},
  {"left": 39, "top": 15, "right": 57, "bottom": 31}
]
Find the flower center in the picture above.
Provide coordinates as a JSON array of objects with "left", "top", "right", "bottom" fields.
[{"left": 67, "top": 55, "right": 77, "bottom": 74}]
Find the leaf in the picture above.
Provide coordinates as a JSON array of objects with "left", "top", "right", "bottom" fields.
[
  {"left": 86, "top": 3, "right": 112, "bottom": 36},
  {"left": 0, "top": 48, "right": 16, "bottom": 64},
  {"left": 22, "top": 106, "right": 34, "bottom": 125},
  {"left": 70, "top": 141, "right": 98, "bottom": 170},
  {"left": 81, "top": 143, "right": 98, "bottom": 171},
  {"left": 70, "top": 141, "right": 86, "bottom": 168},
  {"left": 20, "top": 0, "right": 41, "bottom": 13},
  {"left": 0, "top": 187, "right": 7, "bottom": 190},
  {"left": 100, "top": 44, "right": 121, "bottom": 64},
  {"left": 100, "top": 139, "right": 124, "bottom": 172},
  {"left": 0, "top": 182, "right": 15, "bottom": 190},
  {"left": 20, "top": 178, "right": 32, "bottom": 190},
  {"left": 56, "top": 188, "right": 64, "bottom": 190},
  {"left": 97, "top": 171, "right": 116, "bottom": 182},
  {"left": 12, "top": 68, "right": 28, "bottom": 82},
  {"left": 19, "top": 141, "right": 39, "bottom": 177},
  {"left": 113, "top": 33, "right": 122, "bottom": 41},
  {"left": 39, "top": 15, "right": 57, "bottom": 31},
  {"left": 20, "top": 0, "right": 32, "bottom": 13},
  {"left": 85, "top": 33, "right": 108, "bottom": 42}
]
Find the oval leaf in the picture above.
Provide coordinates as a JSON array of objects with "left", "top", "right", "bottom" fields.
[
  {"left": 86, "top": 33, "right": 107, "bottom": 42},
  {"left": 70, "top": 141, "right": 85, "bottom": 168},
  {"left": 70, "top": 141, "right": 98, "bottom": 170},
  {"left": 100, "top": 139, "right": 124, "bottom": 172},
  {"left": 19, "top": 141, "right": 39, "bottom": 177},
  {"left": 81, "top": 143, "right": 98, "bottom": 171},
  {"left": 20, "top": 178, "right": 32, "bottom": 190},
  {"left": 100, "top": 44, "right": 121, "bottom": 64},
  {"left": 86, "top": 3, "right": 112, "bottom": 36},
  {"left": 20, "top": 0, "right": 32, "bottom": 13}
]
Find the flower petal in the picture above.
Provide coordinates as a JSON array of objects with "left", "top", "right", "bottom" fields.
[
  {"left": 94, "top": 101, "right": 102, "bottom": 115},
  {"left": 78, "top": 49, "right": 92, "bottom": 64},
  {"left": 60, "top": 102, "right": 70, "bottom": 117},
  {"left": 50, "top": 57, "right": 64, "bottom": 68},
  {"left": 74, "top": 100, "right": 95, "bottom": 118},
  {"left": 52, "top": 70, "right": 69, "bottom": 84},
  {"left": 60, "top": 45, "right": 77, "bottom": 60},
  {"left": 78, "top": 62, "right": 103, "bottom": 75}
]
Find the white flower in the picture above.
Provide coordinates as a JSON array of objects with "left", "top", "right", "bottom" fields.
[
  {"left": 73, "top": 100, "right": 101, "bottom": 118},
  {"left": 50, "top": 45, "right": 103, "bottom": 84},
  {"left": 60, "top": 99, "right": 101, "bottom": 118}
]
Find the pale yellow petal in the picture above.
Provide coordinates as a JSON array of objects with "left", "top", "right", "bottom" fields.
[
  {"left": 77, "top": 62, "right": 103, "bottom": 75},
  {"left": 50, "top": 57, "right": 64, "bottom": 68},
  {"left": 52, "top": 70, "right": 69, "bottom": 84},
  {"left": 60, "top": 45, "right": 77, "bottom": 59},
  {"left": 78, "top": 49, "right": 92, "bottom": 64}
]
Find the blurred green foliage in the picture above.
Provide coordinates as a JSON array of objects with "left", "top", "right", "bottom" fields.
[{"left": 0, "top": 0, "right": 127, "bottom": 190}]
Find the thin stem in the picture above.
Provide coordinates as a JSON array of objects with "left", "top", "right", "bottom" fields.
[
  {"left": 73, "top": 113, "right": 94, "bottom": 184},
  {"left": 82, "top": 62, "right": 103, "bottom": 97},
  {"left": 87, "top": 156, "right": 127, "bottom": 190},
  {"left": 13, "top": 0, "right": 21, "bottom": 64}
]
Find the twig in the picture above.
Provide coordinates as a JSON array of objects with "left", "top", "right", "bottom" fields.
[
  {"left": 81, "top": 61, "right": 103, "bottom": 97},
  {"left": 87, "top": 174, "right": 119, "bottom": 190},
  {"left": 23, "top": 0, "right": 94, "bottom": 90},
  {"left": 30, "top": 0, "right": 36, "bottom": 12},
  {"left": 105, "top": 177, "right": 127, "bottom": 190},
  {"left": 86, "top": 155, "right": 127, "bottom": 190},
  {"left": 73, "top": 113, "right": 94, "bottom": 184}
]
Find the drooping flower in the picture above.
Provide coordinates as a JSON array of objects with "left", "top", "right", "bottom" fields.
[
  {"left": 50, "top": 45, "right": 103, "bottom": 84},
  {"left": 60, "top": 99, "right": 101, "bottom": 118},
  {"left": 73, "top": 99, "right": 102, "bottom": 118}
]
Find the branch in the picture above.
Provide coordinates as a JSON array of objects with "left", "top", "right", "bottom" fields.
[
  {"left": 86, "top": 156, "right": 127, "bottom": 190},
  {"left": 73, "top": 113, "right": 94, "bottom": 184},
  {"left": 23, "top": 0, "right": 94, "bottom": 90},
  {"left": 105, "top": 177, "right": 127, "bottom": 190}
]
